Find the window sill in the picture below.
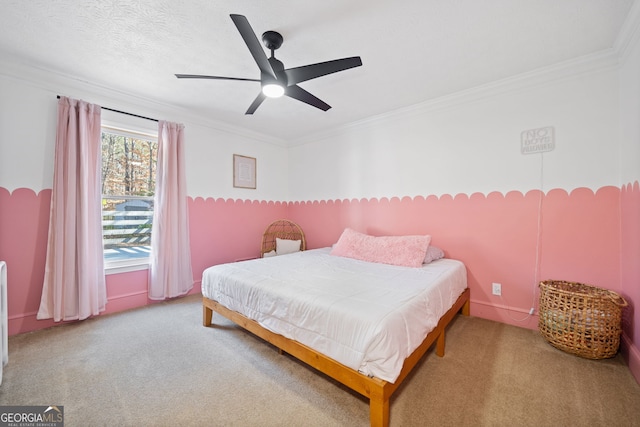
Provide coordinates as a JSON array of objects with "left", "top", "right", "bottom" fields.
[{"left": 105, "top": 258, "right": 150, "bottom": 275}]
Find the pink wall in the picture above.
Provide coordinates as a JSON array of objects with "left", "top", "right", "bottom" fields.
[
  {"left": 1, "top": 184, "right": 637, "bottom": 382},
  {"left": 0, "top": 188, "right": 51, "bottom": 334},
  {"left": 286, "top": 185, "right": 638, "bottom": 383},
  {"left": 289, "top": 186, "right": 623, "bottom": 327},
  {"left": 188, "top": 197, "right": 289, "bottom": 282},
  {"left": 0, "top": 187, "right": 287, "bottom": 335},
  {"left": 621, "top": 182, "right": 640, "bottom": 383}
]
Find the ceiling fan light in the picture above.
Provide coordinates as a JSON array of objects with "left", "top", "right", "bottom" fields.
[{"left": 262, "top": 83, "right": 285, "bottom": 98}]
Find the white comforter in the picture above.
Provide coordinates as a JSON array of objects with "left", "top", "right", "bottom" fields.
[{"left": 201, "top": 247, "right": 467, "bottom": 383}]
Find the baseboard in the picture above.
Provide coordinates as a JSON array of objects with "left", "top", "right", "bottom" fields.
[
  {"left": 621, "top": 333, "right": 640, "bottom": 386},
  {"left": 9, "top": 290, "right": 151, "bottom": 335},
  {"left": 470, "top": 298, "right": 539, "bottom": 331}
]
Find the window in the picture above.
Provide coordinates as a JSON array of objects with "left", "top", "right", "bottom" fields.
[{"left": 101, "top": 126, "right": 158, "bottom": 271}]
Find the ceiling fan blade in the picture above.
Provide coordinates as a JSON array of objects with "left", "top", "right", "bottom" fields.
[
  {"left": 230, "top": 14, "right": 276, "bottom": 79},
  {"left": 284, "top": 56, "right": 362, "bottom": 85},
  {"left": 285, "top": 85, "right": 331, "bottom": 111},
  {"left": 175, "top": 74, "right": 260, "bottom": 82},
  {"left": 245, "top": 92, "right": 267, "bottom": 115}
]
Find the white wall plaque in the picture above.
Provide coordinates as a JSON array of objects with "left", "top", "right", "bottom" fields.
[{"left": 521, "top": 126, "right": 555, "bottom": 154}]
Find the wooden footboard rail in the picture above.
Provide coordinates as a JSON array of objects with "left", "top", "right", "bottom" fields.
[{"left": 202, "top": 288, "right": 470, "bottom": 427}]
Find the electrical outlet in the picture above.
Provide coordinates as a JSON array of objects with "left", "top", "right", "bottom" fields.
[{"left": 492, "top": 282, "right": 502, "bottom": 296}]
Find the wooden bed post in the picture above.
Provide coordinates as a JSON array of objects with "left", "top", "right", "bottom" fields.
[
  {"left": 369, "top": 393, "right": 390, "bottom": 427},
  {"left": 436, "top": 330, "right": 446, "bottom": 357},
  {"left": 462, "top": 297, "right": 471, "bottom": 316},
  {"left": 203, "top": 304, "right": 213, "bottom": 326}
]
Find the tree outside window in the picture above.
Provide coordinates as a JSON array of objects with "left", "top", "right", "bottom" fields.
[{"left": 101, "top": 129, "right": 158, "bottom": 264}]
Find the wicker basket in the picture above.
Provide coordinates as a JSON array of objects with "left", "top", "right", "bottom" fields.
[{"left": 538, "top": 280, "right": 627, "bottom": 359}]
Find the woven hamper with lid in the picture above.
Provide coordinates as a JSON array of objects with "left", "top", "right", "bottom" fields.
[{"left": 538, "top": 280, "right": 627, "bottom": 359}]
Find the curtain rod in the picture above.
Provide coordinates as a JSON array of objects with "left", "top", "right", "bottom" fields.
[{"left": 56, "top": 95, "right": 159, "bottom": 122}]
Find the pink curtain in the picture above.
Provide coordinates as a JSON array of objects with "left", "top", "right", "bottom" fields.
[
  {"left": 37, "top": 97, "right": 106, "bottom": 321},
  {"left": 149, "top": 121, "right": 194, "bottom": 300}
]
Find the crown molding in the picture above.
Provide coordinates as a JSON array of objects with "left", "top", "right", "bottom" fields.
[
  {"left": 289, "top": 3, "right": 640, "bottom": 148},
  {"left": 614, "top": 0, "right": 640, "bottom": 62},
  {"left": 0, "top": 55, "right": 288, "bottom": 148},
  {"left": 288, "top": 48, "right": 619, "bottom": 147}
]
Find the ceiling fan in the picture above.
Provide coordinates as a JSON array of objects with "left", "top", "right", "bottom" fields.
[{"left": 175, "top": 14, "right": 363, "bottom": 115}]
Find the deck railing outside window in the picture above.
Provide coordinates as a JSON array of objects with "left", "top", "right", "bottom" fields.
[{"left": 102, "top": 195, "right": 153, "bottom": 261}]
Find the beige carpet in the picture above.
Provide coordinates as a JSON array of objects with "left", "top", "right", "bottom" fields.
[{"left": 1, "top": 294, "right": 639, "bottom": 426}]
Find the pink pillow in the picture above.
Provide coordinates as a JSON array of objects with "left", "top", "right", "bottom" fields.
[{"left": 330, "top": 228, "right": 431, "bottom": 268}]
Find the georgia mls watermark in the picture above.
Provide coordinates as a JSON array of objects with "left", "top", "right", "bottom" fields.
[{"left": 0, "top": 406, "right": 63, "bottom": 427}]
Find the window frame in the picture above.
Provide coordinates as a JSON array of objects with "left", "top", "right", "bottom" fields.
[{"left": 100, "top": 120, "right": 158, "bottom": 275}]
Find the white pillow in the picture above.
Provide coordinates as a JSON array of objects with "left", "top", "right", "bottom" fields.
[
  {"left": 276, "top": 238, "right": 301, "bottom": 255},
  {"left": 424, "top": 246, "right": 445, "bottom": 264},
  {"left": 262, "top": 250, "right": 277, "bottom": 258}
]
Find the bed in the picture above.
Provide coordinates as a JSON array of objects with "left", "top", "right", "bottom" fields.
[{"left": 201, "top": 222, "right": 469, "bottom": 426}]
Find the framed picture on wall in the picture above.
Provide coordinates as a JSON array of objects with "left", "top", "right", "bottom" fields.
[{"left": 233, "top": 154, "right": 256, "bottom": 189}]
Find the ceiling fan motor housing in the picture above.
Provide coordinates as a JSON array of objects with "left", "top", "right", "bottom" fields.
[{"left": 262, "top": 31, "right": 283, "bottom": 51}]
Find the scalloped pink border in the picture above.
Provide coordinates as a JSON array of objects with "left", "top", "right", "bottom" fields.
[{"left": 1, "top": 184, "right": 637, "bottom": 383}]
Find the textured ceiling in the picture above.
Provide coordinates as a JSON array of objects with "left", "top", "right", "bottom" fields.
[{"left": 0, "top": 0, "right": 635, "bottom": 142}]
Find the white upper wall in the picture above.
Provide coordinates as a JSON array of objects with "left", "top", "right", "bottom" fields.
[
  {"left": 0, "top": 65, "right": 289, "bottom": 201},
  {"left": 0, "top": 75, "right": 57, "bottom": 191},
  {"left": 287, "top": 59, "right": 622, "bottom": 201},
  {"left": 619, "top": 3, "right": 640, "bottom": 184},
  {"left": 2, "top": 2, "right": 639, "bottom": 203}
]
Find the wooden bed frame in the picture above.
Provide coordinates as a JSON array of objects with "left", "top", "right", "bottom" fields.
[{"left": 202, "top": 287, "right": 470, "bottom": 427}]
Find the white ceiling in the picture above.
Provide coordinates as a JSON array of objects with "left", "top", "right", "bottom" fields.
[{"left": 0, "top": 0, "right": 635, "bottom": 142}]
